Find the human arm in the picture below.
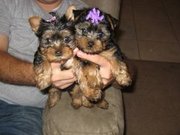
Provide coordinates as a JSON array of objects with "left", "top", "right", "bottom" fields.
[
  {"left": 0, "top": 34, "right": 76, "bottom": 89},
  {"left": 0, "top": 0, "right": 36, "bottom": 86},
  {"left": 0, "top": 35, "right": 36, "bottom": 86}
]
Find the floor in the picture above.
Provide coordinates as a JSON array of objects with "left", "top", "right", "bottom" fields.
[
  {"left": 123, "top": 60, "right": 180, "bottom": 135},
  {"left": 119, "top": 0, "right": 180, "bottom": 63}
]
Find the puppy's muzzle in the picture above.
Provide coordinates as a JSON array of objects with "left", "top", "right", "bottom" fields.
[{"left": 88, "top": 41, "right": 94, "bottom": 48}]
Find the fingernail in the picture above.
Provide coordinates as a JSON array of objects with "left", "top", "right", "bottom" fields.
[
  {"left": 73, "top": 48, "right": 78, "bottom": 53},
  {"left": 77, "top": 51, "right": 83, "bottom": 57}
]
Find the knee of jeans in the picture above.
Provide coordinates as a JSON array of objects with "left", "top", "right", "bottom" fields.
[{"left": 0, "top": 104, "right": 43, "bottom": 135}]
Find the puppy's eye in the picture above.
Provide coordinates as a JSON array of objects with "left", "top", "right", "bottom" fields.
[
  {"left": 97, "top": 32, "right": 104, "bottom": 38},
  {"left": 64, "top": 36, "right": 71, "bottom": 43},
  {"left": 81, "top": 28, "right": 88, "bottom": 35},
  {"left": 46, "top": 38, "right": 52, "bottom": 44}
]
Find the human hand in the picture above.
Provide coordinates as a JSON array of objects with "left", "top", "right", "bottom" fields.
[
  {"left": 75, "top": 49, "right": 114, "bottom": 86},
  {"left": 51, "top": 62, "right": 76, "bottom": 89}
]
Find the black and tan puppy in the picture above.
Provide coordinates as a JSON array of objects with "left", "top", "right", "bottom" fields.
[
  {"left": 67, "top": 7, "right": 132, "bottom": 109},
  {"left": 29, "top": 13, "right": 75, "bottom": 108}
]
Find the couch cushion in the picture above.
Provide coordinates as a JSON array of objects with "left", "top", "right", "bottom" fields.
[{"left": 43, "top": 87, "right": 124, "bottom": 135}]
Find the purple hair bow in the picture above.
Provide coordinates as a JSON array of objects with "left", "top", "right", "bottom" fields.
[
  {"left": 86, "top": 8, "right": 104, "bottom": 25},
  {"left": 46, "top": 16, "right": 56, "bottom": 23}
]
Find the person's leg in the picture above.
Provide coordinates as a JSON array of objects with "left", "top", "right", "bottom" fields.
[{"left": 0, "top": 100, "right": 43, "bottom": 135}]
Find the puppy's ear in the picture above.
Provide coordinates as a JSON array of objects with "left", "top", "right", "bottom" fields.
[
  {"left": 72, "top": 9, "right": 85, "bottom": 20},
  {"left": 65, "top": 5, "right": 87, "bottom": 22},
  {"left": 106, "top": 14, "right": 119, "bottom": 31},
  {"left": 28, "top": 16, "right": 41, "bottom": 32},
  {"left": 65, "top": 5, "right": 76, "bottom": 21}
]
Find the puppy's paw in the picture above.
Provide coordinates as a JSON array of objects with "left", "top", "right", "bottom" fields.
[
  {"left": 82, "top": 96, "right": 94, "bottom": 108},
  {"left": 116, "top": 74, "right": 132, "bottom": 86},
  {"left": 96, "top": 99, "right": 109, "bottom": 109},
  {"left": 48, "top": 88, "right": 61, "bottom": 108},
  {"left": 71, "top": 98, "right": 82, "bottom": 109}
]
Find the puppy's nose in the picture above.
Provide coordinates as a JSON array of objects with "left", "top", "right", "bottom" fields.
[
  {"left": 88, "top": 41, "right": 94, "bottom": 48},
  {"left": 55, "top": 51, "right": 62, "bottom": 56}
]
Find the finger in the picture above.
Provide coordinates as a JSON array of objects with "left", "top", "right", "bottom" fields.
[
  {"left": 51, "top": 62, "right": 60, "bottom": 68},
  {"left": 76, "top": 50, "right": 108, "bottom": 66},
  {"left": 54, "top": 82, "right": 74, "bottom": 89},
  {"left": 52, "top": 69, "right": 74, "bottom": 78},
  {"left": 51, "top": 69, "right": 74, "bottom": 82},
  {"left": 54, "top": 77, "right": 76, "bottom": 85},
  {"left": 99, "top": 66, "right": 112, "bottom": 79},
  {"left": 73, "top": 48, "right": 79, "bottom": 56},
  {"left": 59, "top": 83, "right": 74, "bottom": 89},
  {"left": 51, "top": 62, "right": 63, "bottom": 68},
  {"left": 102, "top": 79, "right": 109, "bottom": 86},
  {"left": 53, "top": 77, "right": 76, "bottom": 89},
  {"left": 102, "top": 77, "right": 114, "bottom": 87}
]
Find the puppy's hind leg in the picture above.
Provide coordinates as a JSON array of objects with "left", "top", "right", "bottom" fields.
[
  {"left": 96, "top": 92, "right": 109, "bottom": 109},
  {"left": 82, "top": 96, "right": 94, "bottom": 108},
  {"left": 48, "top": 87, "right": 61, "bottom": 108},
  {"left": 96, "top": 98, "right": 109, "bottom": 109},
  {"left": 69, "top": 85, "right": 83, "bottom": 109},
  {"left": 34, "top": 52, "right": 52, "bottom": 90}
]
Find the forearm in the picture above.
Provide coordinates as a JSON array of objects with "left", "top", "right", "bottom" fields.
[{"left": 0, "top": 51, "right": 36, "bottom": 86}]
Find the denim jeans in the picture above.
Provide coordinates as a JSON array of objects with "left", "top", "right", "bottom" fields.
[{"left": 0, "top": 100, "right": 43, "bottom": 135}]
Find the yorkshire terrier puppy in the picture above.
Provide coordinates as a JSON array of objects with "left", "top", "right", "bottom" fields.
[
  {"left": 67, "top": 7, "right": 132, "bottom": 109},
  {"left": 29, "top": 13, "right": 75, "bottom": 108}
]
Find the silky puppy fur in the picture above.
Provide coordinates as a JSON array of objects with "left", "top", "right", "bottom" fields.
[
  {"left": 29, "top": 13, "right": 75, "bottom": 108},
  {"left": 67, "top": 7, "right": 132, "bottom": 109}
]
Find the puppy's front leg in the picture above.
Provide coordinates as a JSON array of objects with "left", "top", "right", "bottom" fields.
[
  {"left": 112, "top": 60, "right": 132, "bottom": 86},
  {"left": 34, "top": 51, "right": 52, "bottom": 90},
  {"left": 78, "top": 66, "right": 103, "bottom": 102}
]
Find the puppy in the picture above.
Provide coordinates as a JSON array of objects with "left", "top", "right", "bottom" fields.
[
  {"left": 67, "top": 7, "right": 132, "bottom": 109},
  {"left": 29, "top": 13, "right": 75, "bottom": 108}
]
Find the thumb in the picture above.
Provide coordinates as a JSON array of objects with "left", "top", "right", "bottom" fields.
[{"left": 51, "top": 62, "right": 61, "bottom": 68}]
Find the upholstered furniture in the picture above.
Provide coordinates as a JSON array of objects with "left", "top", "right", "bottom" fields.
[{"left": 43, "top": 86, "right": 124, "bottom": 135}]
